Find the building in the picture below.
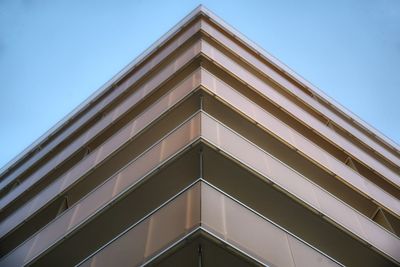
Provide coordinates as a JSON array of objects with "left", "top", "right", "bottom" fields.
[{"left": 0, "top": 5, "right": 399, "bottom": 266}]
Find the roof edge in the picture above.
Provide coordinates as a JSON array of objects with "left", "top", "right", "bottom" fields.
[
  {"left": 198, "top": 5, "right": 400, "bottom": 152},
  {"left": 0, "top": 4, "right": 205, "bottom": 175},
  {"left": 2, "top": 4, "right": 398, "bottom": 177}
]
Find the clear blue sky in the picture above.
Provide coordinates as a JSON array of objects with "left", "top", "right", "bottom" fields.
[{"left": 0, "top": 0, "right": 399, "bottom": 168}]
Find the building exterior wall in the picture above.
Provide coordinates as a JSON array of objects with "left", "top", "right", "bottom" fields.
[{"left": 1, "top": 6, "right": 399, "bottom": 267}]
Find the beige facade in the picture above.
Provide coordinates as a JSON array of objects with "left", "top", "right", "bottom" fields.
[{"left": 0, "top": 6, "right": 399, "bottom": 267}]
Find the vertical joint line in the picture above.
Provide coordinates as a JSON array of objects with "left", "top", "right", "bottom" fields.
[
  {"left": 199, "top": 148, "right": 203, "bottom": 179},
  {"left": 198, "top": 244, "right": 203, "bottom": 267},
  {"left": 200, "top": 93, "right": 204, "bottom": 111}
]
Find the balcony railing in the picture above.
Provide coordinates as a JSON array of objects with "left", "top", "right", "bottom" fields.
[{"left": 78, "top": 180, "right": 342, "bottom": 267}]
